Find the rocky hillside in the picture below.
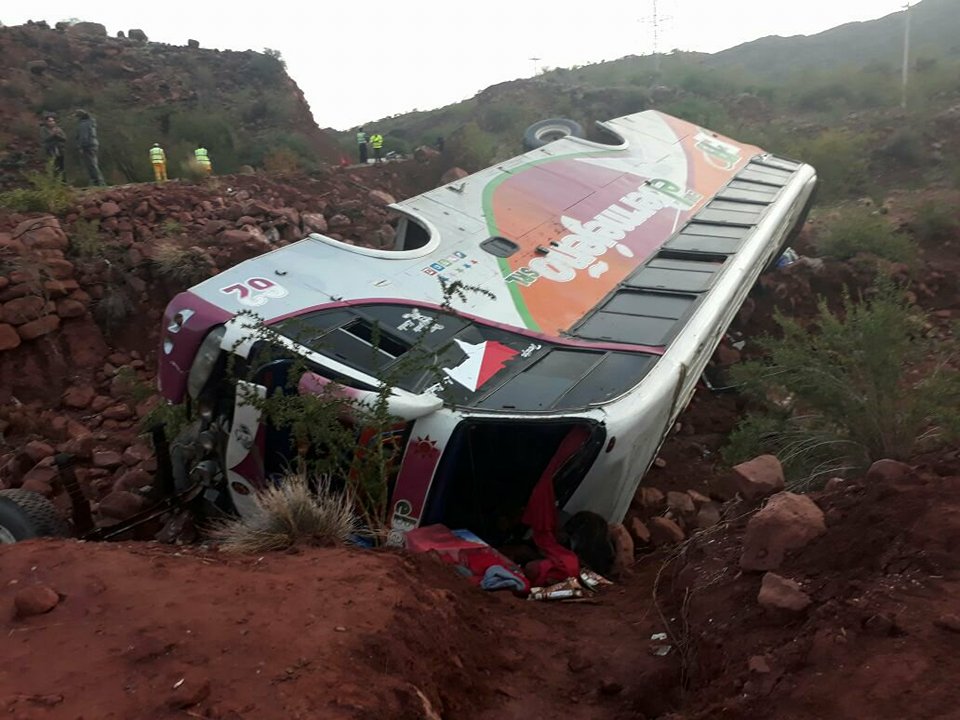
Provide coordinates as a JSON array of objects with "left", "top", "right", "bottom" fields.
[{"left": 0, "top": 21, "right": 342, "bottom": 188}]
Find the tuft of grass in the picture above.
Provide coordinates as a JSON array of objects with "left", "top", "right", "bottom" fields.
[
  {"left": 161, "top": 219, "right": 184, "bottom": 237},
  {"left": 211, "top": 473, "right": 358, "bottom": 553},
  {"left": 152, "top": 243, "right": 212, "bottom": 287},
  {"left": 93, "top": 284, "right": 133, "bottom": 334},
  {"left": 0, "top": 163, "right": 75, "bottom": 214},
  {"left": 727, "top": 280, "right": 960, "bottom": 482},
  {"left": 816, "top": 206, "right": 917, "bottom": 264},
  {"left": 70, "top": 218, "right": 103, "bottom": 258}
]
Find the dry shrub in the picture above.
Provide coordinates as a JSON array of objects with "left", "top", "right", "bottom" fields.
[
  {"left": 152, "top": 242, "right": 212, "bottom": 287},
  {"left": 211, "top": 473, "right": 358, "bottom": 553}
]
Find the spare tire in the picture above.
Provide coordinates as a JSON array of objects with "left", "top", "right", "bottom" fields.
[
  {"left": 0, "top": 489, "right": 69, "bottom": 543},
  {"left": 523, "top": 118, "right": 584, "bottom": 151}
]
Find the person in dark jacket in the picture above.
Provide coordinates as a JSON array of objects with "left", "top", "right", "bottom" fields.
[
  {"left": 75, "top": 109, "right": 106, "bottom": 186},
  {"left": 40, "top": 114, "right": 66, "bottom": 177}
]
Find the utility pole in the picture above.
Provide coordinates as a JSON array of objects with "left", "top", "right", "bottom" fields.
[
  {"left": 529, "top": 57, "right": 541, "bottom": 77},
  {"left": 639, "top": 0, "right": 672, "bottom": 76},
  {"left": 901, "top": 1, "right": 911, "bottom": 109}
]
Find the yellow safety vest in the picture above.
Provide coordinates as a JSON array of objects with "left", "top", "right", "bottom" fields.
[
  {"left": 195, "top": 147, "right": 210, "bottom": 164},
  {"left": 370, "top": 134, "right": 383, "bottom": 149},
  {"left": 150, "top": 146, "right": 165, "bottom": 163}
]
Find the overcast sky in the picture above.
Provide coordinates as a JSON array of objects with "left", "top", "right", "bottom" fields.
[{"left": 3, "top": 1, "right": 910, "bottom": 129}]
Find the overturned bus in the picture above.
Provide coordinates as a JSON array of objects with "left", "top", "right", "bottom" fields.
[{"left": 157, "top": 110, "right": 817, "bottom": 546}]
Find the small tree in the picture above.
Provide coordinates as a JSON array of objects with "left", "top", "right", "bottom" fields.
[{"left": 727, "top": 281, "right": 960, "bottom": 486}]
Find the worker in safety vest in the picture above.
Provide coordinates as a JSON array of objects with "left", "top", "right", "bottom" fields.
[
  {"left": 194, "top": 145, "right": 212, "bottom": 175},
  {"left": 370, "top": 132, "right": 384, "bottom": 164},
  {"left": 149, "top": 143, "right": 167, "bottom": 182},
  {"left": 356, "top": 128, "right": 368, "bottom": 164}
]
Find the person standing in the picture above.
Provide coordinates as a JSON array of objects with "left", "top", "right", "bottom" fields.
[
  {"left": 194, "top": 145, "right": 212, "bottom": 176},
  {"left": 356, "top": 128, "right": 368, "bottom": 164},
  {"left": 149, "top": 142, "right": 167, "bottom": 182},
  {"left": 40, "top": 114, "right": 66, "bottom": 177},
  {"left": 370, "top": 131, "right": 384, "bottom": 163},
  {"left": 75, "top": 109, "right": 106, "bottom": 186}
]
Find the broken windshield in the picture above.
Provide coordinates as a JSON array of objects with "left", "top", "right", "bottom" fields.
[{"left": 272, "top": 304, "right": 657, "bottom": 411}]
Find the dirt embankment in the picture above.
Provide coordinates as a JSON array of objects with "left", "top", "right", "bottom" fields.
[{"left": 0, "top": 161, "right": 445, "bottom": 523}]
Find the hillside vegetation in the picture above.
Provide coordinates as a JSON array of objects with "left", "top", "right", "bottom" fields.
[
  {"left": 342, "top": 0, "right": 960, "bottom": 200},
  {"left": 0, "top": 21, "right": 341, "bottom": 188}
]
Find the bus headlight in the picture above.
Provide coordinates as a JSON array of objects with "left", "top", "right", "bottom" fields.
[{"left": 187, "top": 326, "right": 226, "bottom": 400}]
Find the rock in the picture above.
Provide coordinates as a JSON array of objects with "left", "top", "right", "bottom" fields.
[
  {"left": 2, "top": 296, "right": 46, "bottom": 325},
  {"left": 24, "top": 441, "right": 54, "bottom": 463},
  {"left": 301, "top": 212, "right": 328, "bottom": 234},
  {"left": 637, "top": 486, "right": 665, "bottom": 509},
  {"left": 934, "top": 614, "right": 960, "bottom": 633},
  {"left": 56, "top": 299, "right": 86, "bottom": 318},
  {"left": 99, "top": 201, "right": 122, "bottom": 218},
  {"left": 414, "top": 145, "right": 441, "bottom": 162},
  {"left": 67, "top": 21, "right": 108, "bottom": 37},
  {"left": 102, "top": 404, "right": 133, "bottom": 421},
  {"left": 92, "top": 450, "right": 123, "bottom": 469},
  {"left": 376, "top": 223, "right": 397, "bottom": 248},
  {"left": 629, "top": 517, "right": 651, "bottom": 544},
  {"left": 128, "top": 28, "right": 148, "bottom": 41},
  {"left": 0, "top": 323, "right": 20, "bottom": 351},
  {"left": 733, "top": 455, "right": 785, "bottom": 501},
  {"left": 865, "top": 459, "right": 913, "bottom": 485},
  {"left": 62, "top": 385, "right": 95, "bottom": 409},
  {"left": 714, "top": 343, "right": 741, "bottom": 366},
  {"left": 648, "top": 516, "right": 685, "bottom": 546},
  {"left": 167, "top": 678, "right": 211, "bottom": 709},
  {"left": 27, "top": 59, "right": 48, "bottom": 75},
  {"left": 695, "top": 502, "right": 722, "bottom": 529},
  {"left": 187, "top": 39, "right": 200, "bottom": 48},
  {"left": 328, "top": 214, "right": 351, "bottom": 229},
  {"left": 653, "top": 457, "right": 667, "bottom": 468},
  {"left": 823, "top": 477, "right": 846, "bottom": 492},
  {"left": 20, "top": 477, "right": 54, "bottom": 496},
  {"left": 687, "top": 489, "right": 711, "bottom": 505},
  {"left": 757, "top": 572, "right": 811, "bottom": 612},
  {"left": 13, "top": 216, "right": 67, "bottom": 251},
  {"left": 46, "top": 258, "right": 75, "bottom": 280},
  {"left": 748, "top": 655, "right": 771, "bottom": 674},
  {"left": 17, "top": 315, "right": 60, "bottom": 341},
  {"left": 14, "top": 584, "right": 60, "bottom": 617},
  {"left": 740, "top": 492, "right": 826, "bottom": 571},
  {"left": 114, "top": 468, "right": 153, "bottom": 492},
  {"left": 99, "top": 490, "right": 146, "bottom": 521},
  {"left": 609, "top": 523, "right": 634, "bottom": 575},
  {"left": 440, "top": 167, "right": 469, "bottom": 184},
  {"left": 368, "top": 190, "right": 397, "bottom": 206},
  {"left": 122, "top": 443, "right": 153, "bottom": 466},
  {"left": 666, "top": 491, "right": 696, "bottom": 516}
]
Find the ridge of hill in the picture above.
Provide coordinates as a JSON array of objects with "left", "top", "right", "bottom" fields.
[{"left": 0, "top": 21, "right": 341, "bottom": 188}]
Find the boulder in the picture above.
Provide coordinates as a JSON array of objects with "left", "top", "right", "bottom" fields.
[
  {"left": 637, "top": 486, "right": 665, "bottom": 509},
  {"left": 609, "top": 523, "right": 634, "bottom": 575},
  {"left": 62, "top": 385, "right": 95, "bottom": 409},
  {"left": 0, "top": 323, "right": 21, "bottom": 351},
  {"left": 695, "top": 502, "right": 722, "bottom": 529},
  {"left": 2, "top": 296, "right": 46, "bottom": 325},
  {"left": 17, "top": 315, "right": 60, "bottom": 341},
  {"left": 648, "top": 516, "right": 685, "bottom": 546},
  {"left": 91, "top": 450, "right": 123, "bottom": 469},
  {"left": 302, "top": 213, "right": 328, "bottom": 235},
  {"left": 758, "top": 572, "right": 812, "bottom": 612},
  {"left": 24, "top": 441, "right": 54, "bottom": 463},
  {"left": 128, "top": 28, "right": 148, "bottom": 41},
  {"left": 629, "top": 517, "right": 651, "bottom": 544},
  {"left": 26, "top": 60, "right": 48, "bottom": 75},
  {"left": 666, "top": 490, "right": 696, "bottom": 516},
  {"left": 99, "top": 201, "right": 122, "bottom": 218},
  {"left": 865, "top": 459, "right": 913, "bottom": 485},
  {"left": 14, "top": 216, "right": 68, "bottom": 251},
  {"left": 67, "top": 21, "right": 108, "bottom": 37},
  {"left": 187, "top": 39, "right": 200, "bottom": 49},
  {"left": 440, "top": 167, "right": 469, "bottom": 184},
  {"left": 414, "top": 145, "right": 441, "bottom": 162},
  {"left": 740, "top": 492, "right": 826, "bottom": 571},
  {"left": 328, "top": 214, "right": 351, "bottom": 229},
  {"left": 99, "top": 490, "right": 146, "bottom": 521},
  {"left": 14, "top": 585, "right": 61, "bottom": 617},
  {"left": 733, "top": 454, "right": 785, "bottom": 501},
  {"left": 56, "top": 299, "right": 87, "bottom": 318}
]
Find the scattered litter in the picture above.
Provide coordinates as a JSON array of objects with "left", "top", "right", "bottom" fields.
[
  {"left": 650, "top": 632, "right": 672, "bottom": 656},
  {"left": 776, "top": 247, "right": 799, "bottom": 268},
  {"left": 173, "top": 678, "right": 185, "bottom": 689}
]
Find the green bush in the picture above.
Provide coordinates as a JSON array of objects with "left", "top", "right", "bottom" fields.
[
  {"left": 794, "top": 129, "right": 871, "bottom": 198},
  {"left": 728, "top": 282, "right": 960, "bottom": 483},
  {"left": 0, "top": 164, "right": 74, "bottom": 213},
  {"left": 816, "top": 206, "right": 917, "bottom": 263},
  {"left": 908, "top": 200, "right": 959, "bottom": 244}
]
